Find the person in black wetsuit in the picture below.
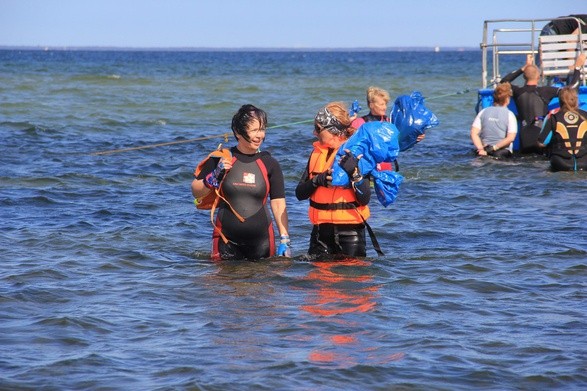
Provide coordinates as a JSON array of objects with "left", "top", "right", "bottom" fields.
[
  {"left": 500, "top": 53, "right": 585, "bottom": 154},
  {"left": 540, "top": 15, "right": 587, "bottom": 36},
  {"left": 191, "top": 104, "right": 290, "bottom": 261},
  {"left": 537, "top": 87, "right": 587, "bottom": 171}
]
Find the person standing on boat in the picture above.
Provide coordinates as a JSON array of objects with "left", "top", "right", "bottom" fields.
[
  {"left": 540, "top": 14, "right": 587, "bottom": 36},
  {"left": 191, "top": 104, "right": 291, "bottom": 261},
  {"left": 295, "top": 102, "right": 373, "bottom": 258},
  {"left": 351, "top": 86, "right": 426, "bottom": 145},
  {"left": 499, "top": 53, "right": 586, "bottom": 154},
  {"left": 470, "top": 82, "right": 518, "bottom": 158},
  {"left": 537, "top": 87, "right": 587, "bottom": 171}
]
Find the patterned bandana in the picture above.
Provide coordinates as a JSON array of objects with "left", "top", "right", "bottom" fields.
[{"left": 315, "top": 107, "right": 345, "bottom": 136}]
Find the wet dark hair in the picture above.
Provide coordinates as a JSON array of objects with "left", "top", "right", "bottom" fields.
[{"left": 231, "top": 104, "right": 268, "bottom": 142}]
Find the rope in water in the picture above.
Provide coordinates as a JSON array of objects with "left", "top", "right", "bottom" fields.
[
  {"left": 90, "top": 133, "right": 231, "bottom": 156},
  {"left": 89, "top": 119, "right": 315, "bottom": 156},
  {"left": 89, "top": 88, "right": 474, "bottom": 156},
  {"left": 425, "top": 87, "right": 473, "bottom": 101}
]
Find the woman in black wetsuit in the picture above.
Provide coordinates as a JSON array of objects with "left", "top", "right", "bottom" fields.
[
  {"left": 191, "top": 104, "right": 290, "bottom": 261},
  {"left": 538, "top": 87, "right": 587, "bottom": 171}
]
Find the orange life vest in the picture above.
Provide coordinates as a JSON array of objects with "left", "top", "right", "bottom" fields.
[
  {"left": 193, "top": 147, "right": 234, "bottom": 210},
  {"left": 308, "top": 141, "right": 370, "bottom": 225}
]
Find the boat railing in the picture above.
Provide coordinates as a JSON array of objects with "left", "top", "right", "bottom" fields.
[
  {"left": 540, "top": 33, "right": 586, "bottom": 77},
  {"left": 480, "top": 17, "right": 586, "bottom": 89}
]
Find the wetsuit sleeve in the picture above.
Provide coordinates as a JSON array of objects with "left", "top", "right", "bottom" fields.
[
  {"left": 567, "top": 68, "right": 583, "bottom": 88},
  {"left": 266, "top": 155, "right": 286, "bottom": 200},
  {"left": 537, "top": 114, "right": 555, "bottom": 145},
  {"left": 500, "top": 68, "right": 523, "bottom": 84},
  {"left": 295, "top": 159, "right": 315, "bottom": 201},
  {"left": 195, "top": 157, "right": 218, "bottom": 179},
  {"left": 353, "top": 177, "right": 371, "bottom": 206}
]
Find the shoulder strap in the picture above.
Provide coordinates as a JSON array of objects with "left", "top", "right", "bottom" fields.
[
  {"left": 196, "top": 145, "right": 244, "bottom": 243},
  {"left": 534, "top": 89, "right": 549, "bottom": 106},
  {"left": 210, "top": 186, "right": 245, "bottom": 244},
  {"left": 351, "top": 206, "right": 384, "bottom": 257},
  {"left": 358, "top": 214, "right": 384, "bottom": 257},
  {"left": 210, "top": 153, "right": 244, "bottom": 243}
]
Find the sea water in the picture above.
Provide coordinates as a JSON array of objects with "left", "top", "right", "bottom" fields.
[{"left": 1, "top": 49, "right": 586, "bottom": 390}]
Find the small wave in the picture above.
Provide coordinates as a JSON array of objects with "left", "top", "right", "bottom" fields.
[{"left": 35, "top": 316, "right": 113, "bottom": 333}]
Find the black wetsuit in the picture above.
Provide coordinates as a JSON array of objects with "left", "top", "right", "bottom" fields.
[
  {"left": 197, "top": 147, "right": 285, "bottom": 260},
  {"left": 362, "top": 113, "right": 389, "bottom": 123},
  {"left": 537, "top": 109, "right": 587, "bottom": 171},
  {"left": 542, "top": 15, "right": 587, "bottom": 35},
  {"left": 500, "top": 68, "right": 582, "bottom": 154}
]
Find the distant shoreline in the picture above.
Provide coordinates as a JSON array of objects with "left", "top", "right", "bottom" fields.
[{"left": 0, "top": 45, "right": 478, "bottom": 52}]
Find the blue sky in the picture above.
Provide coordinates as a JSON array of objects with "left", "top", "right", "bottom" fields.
[{"left": 0, "top": 0, "right": 584, "bottom": 48}]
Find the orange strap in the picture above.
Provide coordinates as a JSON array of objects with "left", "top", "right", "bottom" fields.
[{"left": 210, "top": 186, "right": 245, "bottom": 244}]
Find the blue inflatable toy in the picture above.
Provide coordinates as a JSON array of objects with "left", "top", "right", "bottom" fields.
[
  {"left": 331, "top": 121, "right": 403, "bottom": 207},
  {"left": 391, "top": 91, "right": 439, "bottom": 151}
]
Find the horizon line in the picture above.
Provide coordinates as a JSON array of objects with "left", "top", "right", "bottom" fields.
[{"left": 0, "top": 45, "right": 478, "bottom": 52}]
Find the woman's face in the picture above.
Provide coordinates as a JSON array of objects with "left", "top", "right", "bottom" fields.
[
  {"left": 314, "top": 127, "right": 343, "bottom": 149},
  {"left": 369, "top": 95, "right": 388, "bottom": 117},
  {"left": 237, "top": 118, "right": 266, "bottom": 153}
]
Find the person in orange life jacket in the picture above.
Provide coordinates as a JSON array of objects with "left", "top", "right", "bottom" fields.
[
  {"left": 537, "top": 87, "right": 587, "bottom": 171},
  {"left": 499, "top": 53, "right": 586, "bottom": 154},
  {"left": 295, "top": 102, "right": 372, "bottom": 258},
  {"left": 191, "top": 104, "right": 290, "bottom": 261},
  {"left": 351, "top": 85, "right": 425, "bottom": 143}
]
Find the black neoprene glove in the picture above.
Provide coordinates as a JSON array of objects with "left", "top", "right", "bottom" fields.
[
  {"left": 339, "top": 150, "right": 361, "bottom": 180},
  {"left": 312, "top": 171, "right": 330, "bottom": 187},
  {"left": 484, "top": 145, "right": 497, "bottom": 155}
]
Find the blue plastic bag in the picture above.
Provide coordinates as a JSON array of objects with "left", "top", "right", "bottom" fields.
[
  {"left": 391, "top": 91, "right": 439, "bottom": 151},
  {"left": 371, "top": 169, "right": 404, "bottom": 207},
  {"left": 331, "top": 121, "right": 403, "bottom": 206}
]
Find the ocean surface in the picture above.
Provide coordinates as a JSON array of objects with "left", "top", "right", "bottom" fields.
[{"left": 1, "top": 49, "right": 586, "bottom": 390}]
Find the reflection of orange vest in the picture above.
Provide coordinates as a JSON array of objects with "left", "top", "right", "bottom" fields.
[{"left": 308, "top": 141, "right": 370, "bottom": 225}]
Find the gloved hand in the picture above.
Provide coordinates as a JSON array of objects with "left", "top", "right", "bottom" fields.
[
  {"left": 339, "top": 150, "right": 361, "bottom": 181},
  {"left": 349, "top": 100, "right": 362, "bottom": 116},
  {"left": 204, "top": 160, "right": 226, "bottom": 189},
  {"left": 311, "top": 171, "right": 331, "bottom": 188},
  {"left": 484, "top": 145, "right": 497, "bottom": 155},
  {"left": 276, "top": 235, "right": 291, "bottom": 257}
]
